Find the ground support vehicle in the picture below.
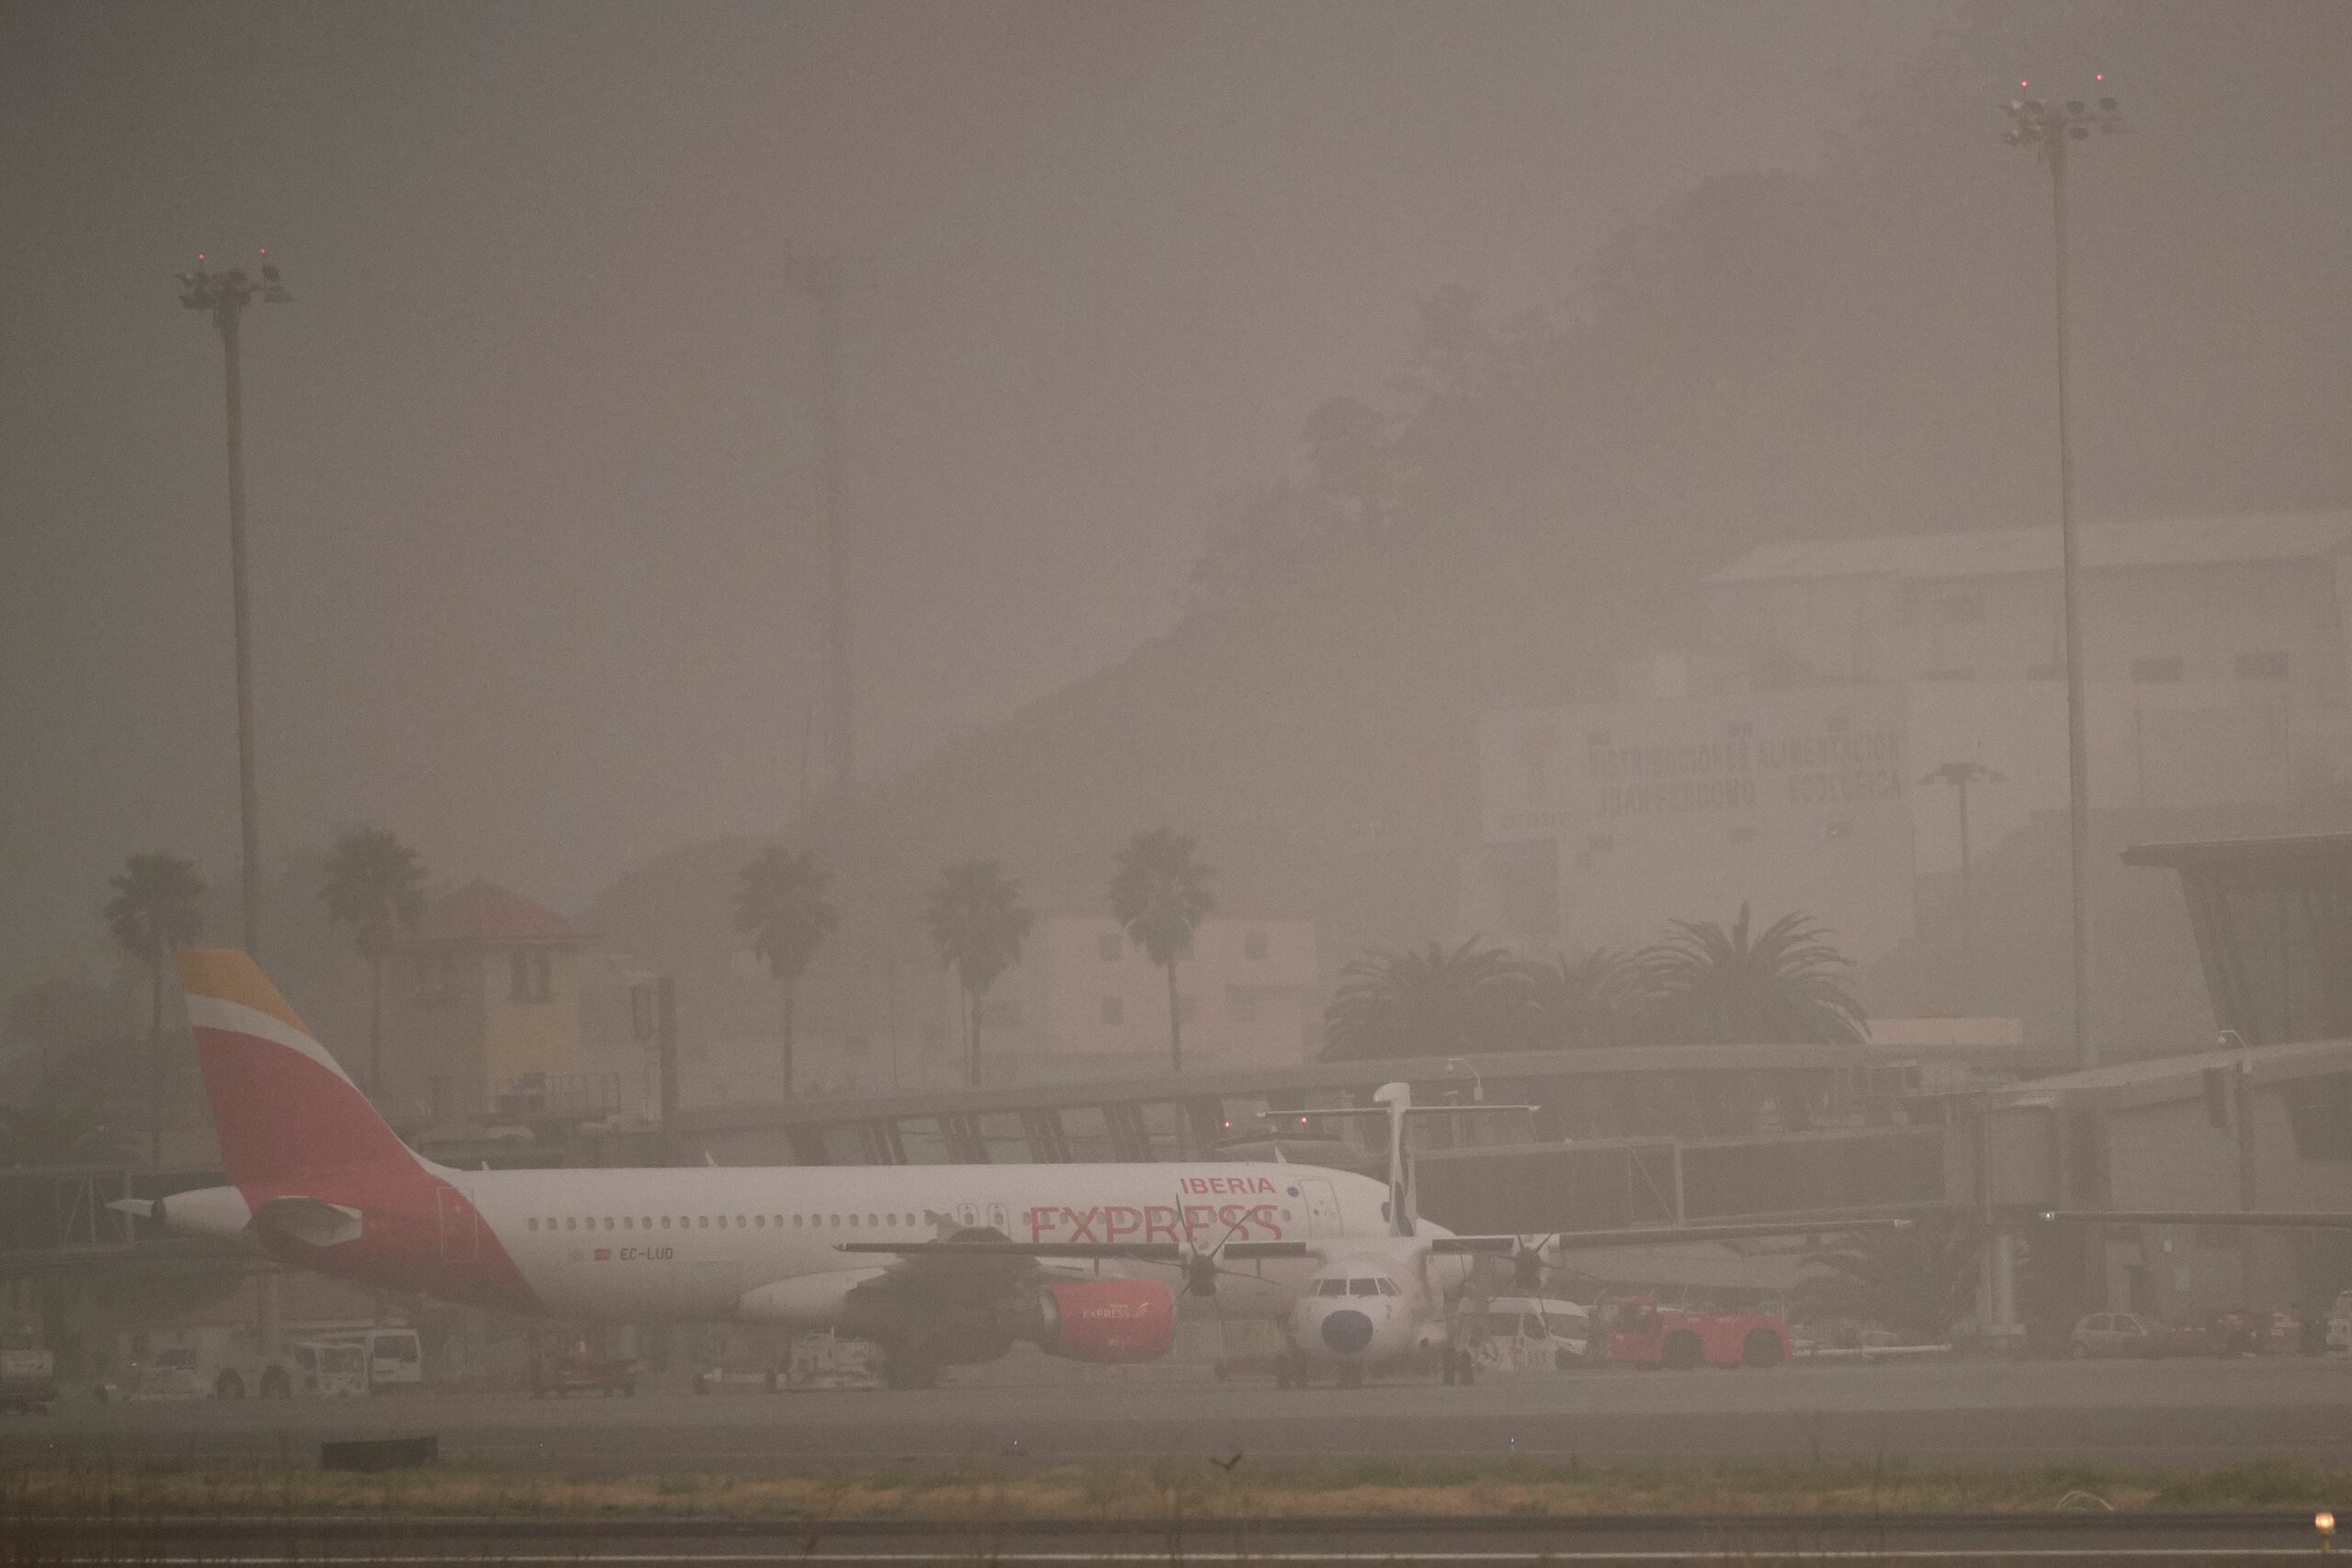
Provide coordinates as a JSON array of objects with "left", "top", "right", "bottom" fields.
[
  {"left": 1, "top": 1349, "right": 58, "bottom": 1413},
  {"left": 530, "top": 1348, "right": 639, "bottom": 1397},
  {"left": 1472, "top": 1296, "right": 1591, "bottom": 1371},
  {"left": 309, "top": 1327, "right": 424, "bottom": 1393},
  {"left": 786, "top": 1333, "right": 879, "bottom": 1389},
  {"left": 1602, "top": 1297, "right": 1790, "bottom": 1370}
]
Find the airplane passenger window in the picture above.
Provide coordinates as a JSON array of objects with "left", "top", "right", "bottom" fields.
[
  {"left": 831, "top": 1214, "right": 842, "bottom": 1227},
  {"left": 622, "top": 1217, "right": 632, "bottom": 1230},
  {"left": 564, "top": 1218, "right": 576, "bottom": 1231},
  {"left": 697, "top": 1216, "right": 708, "bottom": 1229},
  {"left": 643, "top": 1217, "right": 652, "bottom": 1229},
  {"left": 605, "top": 1217, "right": 615, "bottom": 1230},
  {"left": 1349, "top": 1279, "right": 1379, "bottom": 1296},
  {"left": 660, "top": 1216, "right": 670, "bottom": 1229},
  {"left": 887, "top": 1213, "right": 897, "bottom": 1226},
  {"left": 792, "top": 1215, "right": 802, "bottom": 1227},
  {"left": 849, "top": 1214, "right": 859, "bottom": 1227},
  {"left": 755, "top": 1215, "right": 766, "bottom": 1228},
  {"left": 527, "top": 1219, "right": 537, "bottom": 1232}
]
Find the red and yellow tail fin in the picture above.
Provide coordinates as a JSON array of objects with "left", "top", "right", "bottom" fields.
[{"left": 176, "top": 949, "right": 425, "bottom": 1194}]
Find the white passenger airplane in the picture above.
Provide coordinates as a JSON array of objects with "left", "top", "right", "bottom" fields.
[
  {"left": 131, "top": 950, "right": 1893, "bottom": 1389},
  {"left": 844, "top": 1087, "right": 1901, "bottom": 1388}
]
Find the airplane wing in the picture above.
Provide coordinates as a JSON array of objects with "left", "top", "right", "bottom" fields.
[
  {"left": 2033, "top": 1210, "right": 2352, "bottom": 1228},
  {"left": 836, "top": 1239, "right": 1311, "bottom": 1261},
  {"left": 1429, "top": 1216, "right": 1912, "bottom": 1255}
]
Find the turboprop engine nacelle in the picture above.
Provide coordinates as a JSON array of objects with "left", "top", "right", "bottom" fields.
[{"left": 1034, "top": 1279, "right": 1175, "bottom": 1363}]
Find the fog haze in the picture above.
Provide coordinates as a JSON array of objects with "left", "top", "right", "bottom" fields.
[{"left": 2, "top": 1, "right": 1933, "bottom": 987}]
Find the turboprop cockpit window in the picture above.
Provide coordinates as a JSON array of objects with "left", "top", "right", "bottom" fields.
[{"left": 1348, "top": 1279, "right": 1379, "bottom": 1296}]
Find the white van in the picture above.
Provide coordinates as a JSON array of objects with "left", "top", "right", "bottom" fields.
[
  {"left": 1474, "top": 1296, "right": 1591, "bottom": 1370},
  {"left": 312, "top": 1327, "right": 424, "bottom": 1392}
]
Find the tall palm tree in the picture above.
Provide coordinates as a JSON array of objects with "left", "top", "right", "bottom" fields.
[
  {"left": 1636, "top": 903, "right": 1865, "bottom": 1045},
  {"left": 319, "top": 828, "right": 427, "bottom": 1096},
  {"left": 1108, "top": 828, "right": 1216, "bottom": 1074},
  {"left": 104, "top": 852, "right": 206, "bottom": 1166},
  {"left": 734, "top": 846, "right": 837, "bottom": 1100},
  {"left": 923, "top": 859, "right": 1035, "bottom": 1089},
  {"left": 1520, "top": 947, "right": 1634, "bottom": 1051},
  {"left": 1322, "top": 937, "right": 1530, "bottom": 1060},
  {"left": 1800, "top": 1213, "right": 1982, "bottom": 1344},
  {"left": 1636, "top": 904, "right": 1863, "bottom": 1134}
]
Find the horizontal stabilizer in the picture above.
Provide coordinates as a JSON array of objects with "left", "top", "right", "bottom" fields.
[{"left": 253, "top": 1195, "right": 364, "bottom": 1247}]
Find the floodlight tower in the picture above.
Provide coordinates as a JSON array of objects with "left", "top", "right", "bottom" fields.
[
  {"left": 2003, "top": 86, "right": 2123, "bottom": 1071},
  {"left": 177, "top": 254, "right": 292, "bottom": 956},
  {"left": 785, "top": 252, "right": 855, "bottom": 809}
]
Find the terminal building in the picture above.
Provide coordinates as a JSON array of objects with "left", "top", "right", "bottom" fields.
[{"left": 1465, "top": 512, "right": 2352, "bottom": 968}]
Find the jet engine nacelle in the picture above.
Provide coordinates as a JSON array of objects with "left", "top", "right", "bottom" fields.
[{"left": 1035, "top": 1279, "right": 1175, "bottom": 1363}]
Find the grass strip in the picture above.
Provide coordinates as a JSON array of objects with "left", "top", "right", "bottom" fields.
[{"left": 3, "top": 1457, "right": 2347, "bottom": 1522}]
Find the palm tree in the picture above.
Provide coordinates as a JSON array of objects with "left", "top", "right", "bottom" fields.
[
  {"left": 1636, "top": 903, "right": 1865, "bottom": 1046},
  {"left": 923, "top": 859, "right": 1035, "bottom": 1089},
  {"left": 734, "top": 846, "right": 837, "bottom": 1100},
  {"left": 1322, "top": 937, "right": 1530, "bottom": 1060},
  {"left": 1799, "top": 1213, "right": 1982, "bottom": 1344},
  {"left": 1636, "top": 903, "right": 1863, "bottom": 1134},
  {"left": 1520, "top": 947, "right": 1634, "bottom": 1051},
  {"left": 104, "top": 852, "right": 206, "bottom": 1166},
  {"left": 1108, "top": 829, "right": 1216, "bottom": 1074},
  {"left": 319, "top": 828, "right": 427, "bottom": 1096}
]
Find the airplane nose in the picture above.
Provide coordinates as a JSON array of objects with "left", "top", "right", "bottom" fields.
[{"left": 1320, "top": 1309, "right": 1374, "bottom": 1354}]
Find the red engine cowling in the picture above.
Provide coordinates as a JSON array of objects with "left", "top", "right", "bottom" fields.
[{"left": 1037, "top": 1279, "right": 1176, "bottom": 1363}]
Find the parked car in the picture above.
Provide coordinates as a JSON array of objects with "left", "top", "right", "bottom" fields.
[
  {"left": 2068, "top": 1312, "right": 2206, "bottom": 1359},
  {"left": 2208, "top": 1306, "right": 2304, "bottom": 1357}
]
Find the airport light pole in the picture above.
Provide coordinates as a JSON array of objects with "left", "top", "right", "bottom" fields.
[
  {"left": 2004, "top": 88, "right": 2122, "bottom": 1071},
  {"left": 178, "top": 255, "right": 292, "bottom": 957},
  {"left": 1922, "top": 761, "right": 2004, "bottom": 1010}
]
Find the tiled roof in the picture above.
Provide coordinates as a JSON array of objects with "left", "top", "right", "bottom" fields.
[
  {"left": 403, "top": 879, "right": 586, "bottom": 944},
  {"left": 1709, "top": 512, "right": 2352, "bottom": 586}
]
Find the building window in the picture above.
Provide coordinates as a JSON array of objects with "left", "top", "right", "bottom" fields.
[
  {"left": 510, "top": 948, "right": 553, "bottom": 1003},
  {"left": 1098, "top": 931, "right": 1122, "bottom": 962},
  {"left": 2131, "top": 656, "right": 2185, "bottom": 683},
  {"left": 1228, "top": 987, "right": 1256, "bottom": 1024},
  {"left": 1244, "top": 931, "right": 1269, "bottom": 961},
  {"left": 1101, "top": 997, "right": 1124, "bottom": 1026},
  {"left": 2236, "top": 651, "right": 2289, "bottom": 681}
]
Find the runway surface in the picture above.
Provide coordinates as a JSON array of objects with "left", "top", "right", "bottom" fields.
[
  {"left": 9, "top": 1511, "right": 2345, "bottom": 1566},
  {"left": 9, "top": 1355, "right": 2352, "bottom": 1474}
]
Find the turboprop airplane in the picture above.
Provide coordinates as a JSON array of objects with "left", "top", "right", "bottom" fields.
[
  {"left": 121, "top": 950, "right": 1401, "bottom": 1387},
  {"left": 845, "top": 1086, "right": 1909, "bottom": 1389}
]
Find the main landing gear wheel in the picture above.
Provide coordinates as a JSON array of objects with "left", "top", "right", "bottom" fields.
[
  {"left": 260, "top": 1366, "right": 292, "bottom": 1399},
  {"left": 212, "top": 1370, "right": 245, "bottom": 1401},
  {"left": 1275, "top": 1352, "right": 1306, "bottom": 1390}
]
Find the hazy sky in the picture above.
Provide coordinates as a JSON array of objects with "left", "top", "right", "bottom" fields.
[{"left": 1, "top": 1, "right": 1940, "bottom": 987}]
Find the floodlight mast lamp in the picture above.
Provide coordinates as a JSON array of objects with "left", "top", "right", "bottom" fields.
[
  {"left": 177, "top": 256, "right": 292, "bottom": 957},
  {"left": 2003, "top": 89, "right": 2122, "bottom": 1071}
]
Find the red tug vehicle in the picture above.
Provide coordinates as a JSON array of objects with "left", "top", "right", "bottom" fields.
[{"left": 1601, "top": 1296, "right": 1791, "bottom": 1369}]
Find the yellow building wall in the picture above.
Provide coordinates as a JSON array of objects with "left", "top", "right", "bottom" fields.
[{"left": 479, "top": 947, "right": 585, "bottom": 1088}]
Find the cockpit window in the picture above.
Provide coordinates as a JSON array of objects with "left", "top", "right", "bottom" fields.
[
  {"left": 1315, "top": 1279, "right": 1350, "bottom": 1297},
  {"left": 1348, "top": 1278, "right": 1379, "bottom": 1296},
  {"left": 1378, "top": 1278, "right": 1402, "bottom": 1296}
]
